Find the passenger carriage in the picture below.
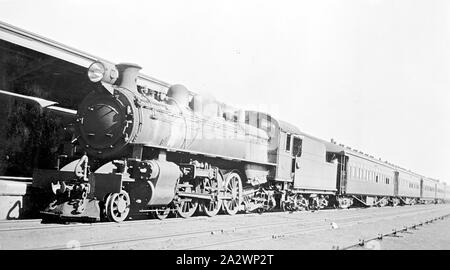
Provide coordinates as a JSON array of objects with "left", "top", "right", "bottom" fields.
[{"left": 395, "top": 168, "right": 421, "bottom": 205}]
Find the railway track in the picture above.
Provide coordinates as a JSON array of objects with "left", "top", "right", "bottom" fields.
[
  {"left": 0, "top": 207, "right": 353, "bottom": 231},
  {"left": 19, "top": 205, "right": 450, "bottom": 250},
  {"left": 1, "top": 204, "right": 449, "bottom": 250},
  {"left": 31, "top": 212, "right": 381, "bottom": 249},
  {"left": 0, "top": 204, "right": 429, "bottom": 233},
  {"left": 183, "top": 207, "right": 450, "bottom": 250}
]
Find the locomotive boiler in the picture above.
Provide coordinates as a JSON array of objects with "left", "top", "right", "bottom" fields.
[{"left": 32, "top": 61, "right": 276, "bottom": 221}]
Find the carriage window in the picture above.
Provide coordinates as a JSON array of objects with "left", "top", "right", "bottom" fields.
[
  {"left": 285, "top": 134, "right": 291, "bottom": 152},
  {"left": 375, "top": 175, "right": 379, "bottom": 183},
  {"left": 292, "top": 137, "right": 302, "bottom": 157}
]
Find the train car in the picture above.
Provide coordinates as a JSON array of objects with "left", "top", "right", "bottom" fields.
[
  {"left": 342, "top": 151, "right": 396, "bottom": 207},
  {"left": 323, "top": 143, "right": 398, "bottom": 208},
  {"left": 395, "top": 167, "right": 421, "bottom": 205},
  {"left": 435, "top": 181, "right": 446, "bottom": 203},
  {"left": 420, "top": 177, "right": 437, "bottom": 204}
]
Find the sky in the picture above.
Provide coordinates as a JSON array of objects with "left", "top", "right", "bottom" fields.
[{"left": 0, "top": 0, "right": 449, "bottom": 183}]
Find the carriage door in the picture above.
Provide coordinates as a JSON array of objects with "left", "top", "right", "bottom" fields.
[
  {"left": 291, "top": 136, "right": 303, "bottom": 179},
  {"left": 393, "top": 171, "right": 399, "bottom": 197},
  {"left": 336, "top": 155, "right": 348, "bottom": 194}
]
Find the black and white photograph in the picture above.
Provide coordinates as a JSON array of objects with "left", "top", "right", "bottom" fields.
[{"left": 0, "top": 0, "right": 449, "bottom": 255}]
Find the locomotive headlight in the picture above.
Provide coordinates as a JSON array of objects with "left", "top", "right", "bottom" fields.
[{"left": 87, "top": 62, "right": 106, "bottom": 82}]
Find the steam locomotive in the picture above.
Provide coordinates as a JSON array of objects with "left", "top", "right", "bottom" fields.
[{"left": 12, "top": 61, "right": 447, "bottom": 222}]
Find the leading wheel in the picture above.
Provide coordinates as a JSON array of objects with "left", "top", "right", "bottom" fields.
[
  {"left": 202, "top": 174, "right": 223, "bottom": 217},
  {"left": 222, "top": 172, "right": 242, "bottom": 216},
  {"left": 106, "top": 191, "right": 131, "bottom": 222}
]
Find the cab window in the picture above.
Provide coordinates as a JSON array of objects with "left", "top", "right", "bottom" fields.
[{"left": 285, "top": 134, "right": 291, "bottom": 152}]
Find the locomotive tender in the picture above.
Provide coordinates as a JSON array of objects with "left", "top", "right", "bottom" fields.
[{"left": 11, "top": 60, "right": 447, "bottom": 222}]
